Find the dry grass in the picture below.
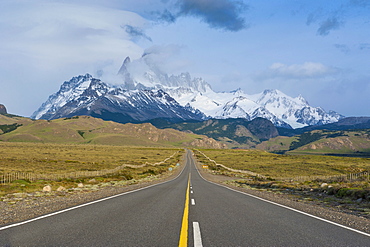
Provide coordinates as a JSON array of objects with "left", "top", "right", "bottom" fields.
[
  {"left": 0, "top": 142, "right": 181, "bottom": 174},
  {"left": 0, "top": 142, "right": 184, "bottom": 197},
  {"left": 194, "top": 149, "right": 370, "bottom": 178},
  {"left": 194, "top": 149, "right": 370, "bottom": 213}
]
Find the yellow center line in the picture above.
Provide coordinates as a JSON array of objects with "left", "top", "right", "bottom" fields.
[{"left": 178, "top": 173, "right": 191, "bottom": 247}]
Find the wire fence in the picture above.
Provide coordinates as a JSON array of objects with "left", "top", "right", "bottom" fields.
[
  {"left": 193, "top": 149, "right": 267, "bottom": 179},
  {"left": 0, "top": 151, "right": 180, "bottom": 184},
  {"left": 277, "top": 171, "right": 370, "bottom": 182}
]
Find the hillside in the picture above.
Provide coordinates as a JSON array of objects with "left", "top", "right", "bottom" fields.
[
  {"left": 257, "top": 129, "right": 370, "bottom": 156},
  {"left": 0, "top": 114, "right": 33, "bottom": 134},
  {"left": 277, "top": 117, "right": 370, "bottom": 136},
  {"left": 158, "top": 117, "right": 279, "bottom": 149},
  {"left": 2, "top": 112, "right": 369, "bottom": 154},
  {"left": 0, "top": 115, "right": 225, "bottom": 149}
]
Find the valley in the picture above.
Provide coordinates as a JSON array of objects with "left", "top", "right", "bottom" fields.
[
  {"left": 1, "top": 109, "right": 370, "bottom": 233},
  {"left": 0, "top": 114, "right": 370, "bottom": 241},
  {"left": 2, "top": 1, "right": 370, "bottom": 244},
  {"left": 1, "top": 147, "right": 370, "bottom": 243}
]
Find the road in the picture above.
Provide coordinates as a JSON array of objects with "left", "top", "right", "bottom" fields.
[{"left": 1, "top": 150, "right": 369, "bottom": 246}]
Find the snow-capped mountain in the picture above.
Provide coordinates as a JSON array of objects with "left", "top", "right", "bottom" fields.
[
  {"left": 32, "top": 55, "right": 344, "bottom": 128},
  {"left": 115, "top": 56, "right": 343, "bottom": 128},
  {"left": 117, "top": 55, "right": 212, "bottom": 93},
  {"left": 31, "top": 74, "right": 205, "bottom": 123}
]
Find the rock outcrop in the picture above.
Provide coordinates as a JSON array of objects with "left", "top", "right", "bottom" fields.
[{"left": 0, "top": 104, "right": 7, "bottom": 114}]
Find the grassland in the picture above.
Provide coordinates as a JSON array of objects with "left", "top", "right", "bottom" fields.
[
  {"left": 194, "top": 148, "right": 370, "bottom": 212},
  {"left": 257, "top": 129, "right": 370, "bottom": 156},
  {"left": 0, "top": 142, "right": 182, "bottom": 174},
  {"left": 0, "top": 116, "right": 224, "bottom": 148},
  {"left": 194, "top": 148, "right": 370, "bottom": 178},
  {"left": 0, "top": 142, "right": 184, "bottom": 197}
]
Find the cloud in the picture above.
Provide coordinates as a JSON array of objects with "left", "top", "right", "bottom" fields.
[
  {"left": 0, "top": 2, "right": 146, "bottom": 64},
  {"left": 359, "top": 43, "right": 370, "bottom": 50},
  {"left": 154, "top": 0, "right": 249, "bottom": 31},
  {"left": 316, "top": 17, "right": 343, "bottom": 36},
  {"left": 0, "top": 1, "right": 146, "bottom": 116},
  {"left": 306, "top": 10, "right": 344, "bottom": 36},
  {"left": 350, "top": 0, "right": 370, "bottom": 8},
  {"left": 122, "top": 25, "right": 152, "bottom": 42},
  {"left": 141, "top": 44, "right": 188, "bottom": 73},
  {"left": 254, "top": 62, "right": 340, "bottom": 81},
  {"left": 116, "top": 44, "right": 188, "bottom": 82},
  {"left": 156, "top": 9, "right": 177, "bottom": 23},
  {"left": 306, "top": 1, "right": 370, "bottom": 37},
  {"left": 334, "top": 44, "right": 350, "bottom": 53}
]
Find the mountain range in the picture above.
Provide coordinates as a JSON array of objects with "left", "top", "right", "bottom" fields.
[{"left": 31, "top": 55, "right": 344, "bottom": 129}]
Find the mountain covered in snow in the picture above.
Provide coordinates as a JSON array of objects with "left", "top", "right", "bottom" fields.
[
  {"left": 31, "top": 74, "right": 205, "bottom": 124},
  {"left": 32, "top": 55, "right": 344, "bottom": 128}
]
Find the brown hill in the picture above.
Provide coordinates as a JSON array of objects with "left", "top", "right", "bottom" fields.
[
  {"left": 257, "top": 129, "right": 370, "bottom": 156},
  {"left": 0, "top": 116, "right": 225, "bottom": 148}
]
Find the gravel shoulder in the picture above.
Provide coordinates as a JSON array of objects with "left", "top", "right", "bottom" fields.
[{"left": 194, "top": 160, "right": 370, "bottom": 235}]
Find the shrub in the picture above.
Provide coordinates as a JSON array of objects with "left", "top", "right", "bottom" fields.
[{"left": 336, "top": 188, "right": 368, "bottom": 199}]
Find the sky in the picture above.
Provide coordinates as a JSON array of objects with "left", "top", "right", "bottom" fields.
[{"left": 0, "top": 0, "right": 369, "bottom": 117}]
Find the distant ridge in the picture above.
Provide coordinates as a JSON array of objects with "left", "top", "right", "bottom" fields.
[
  {"left": 277, "top": 117, "right": 370, "bottom": 136},
  {"left": 157, "top": 117, "right": 279, "bottom": 149}
]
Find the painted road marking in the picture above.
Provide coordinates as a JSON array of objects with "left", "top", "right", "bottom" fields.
[
  {"left": 193, "top": 222, "right": 203, "bottom": 247},
  {"left": 178, "top": 173, "right": 191, "bottom": 247},
  {"left": 194, "top": 165, "right": 370, "bottom": 238},
  {"left": 0, "top": 163, "right": 188, "bottom": 232},
  {"left": 191, "top": 190, "right": 193, "bottom": 194},
  {"left": 191, "top": 199, "right": 195, "bottom": 205}
]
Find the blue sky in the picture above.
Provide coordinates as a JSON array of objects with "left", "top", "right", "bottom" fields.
[{"left": 0, "top": 0, "right": 369, "bottom": 117}]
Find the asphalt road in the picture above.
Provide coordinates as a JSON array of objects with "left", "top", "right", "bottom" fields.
[{"left": 1, "top": 150, "right": 369, "bottom": 246}]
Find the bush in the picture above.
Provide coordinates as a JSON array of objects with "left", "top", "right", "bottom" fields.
[
  {"left": 336, "top": 188, "right": 368, "bottom": 199},
  {"left": 142, "top": 169, "right": 157, "bottom": 175}
]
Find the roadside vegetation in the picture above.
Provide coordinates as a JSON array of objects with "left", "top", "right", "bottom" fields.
[
  {"left": 0, "top": 142, "right": 184, "bottom": 197},
  {"left": 194, "top": 148, "right": 370, "bottom": 217}
]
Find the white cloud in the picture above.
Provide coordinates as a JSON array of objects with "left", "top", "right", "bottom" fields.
[
  {"left": 0, "top": 1, "right": 148, "bottom": 116},
  {"left": 0, "top": 1, "right": 146, "bottom": 71},
  {"left": 254, "top": 62, "right": 340, "bottom": 81}
]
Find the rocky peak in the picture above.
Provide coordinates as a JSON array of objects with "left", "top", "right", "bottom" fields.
[
  {"left": 297, "top": 94, "right": 309, "bottom": 105},
  {"left": 0, "top": 104, "right": 7, "bottom": 114},
  {"left": 118, "top": 56, "right": 131, "bottom": 76},
  {"left": 262, "top": 89, "right": 279, "bottom": 96}
]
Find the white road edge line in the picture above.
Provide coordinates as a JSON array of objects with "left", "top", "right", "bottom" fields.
[
  {"left": 0, "top": 160, "right": 188, "bottom": 231},
  {"left": 191, "top": 199, "right": 195, "bottom": 205},
  {"left": 194, "top": 163, "right": 370, "bottom": 238},
  {"left": 193, "top": 222, "right": 203, "bottom": 247}
]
